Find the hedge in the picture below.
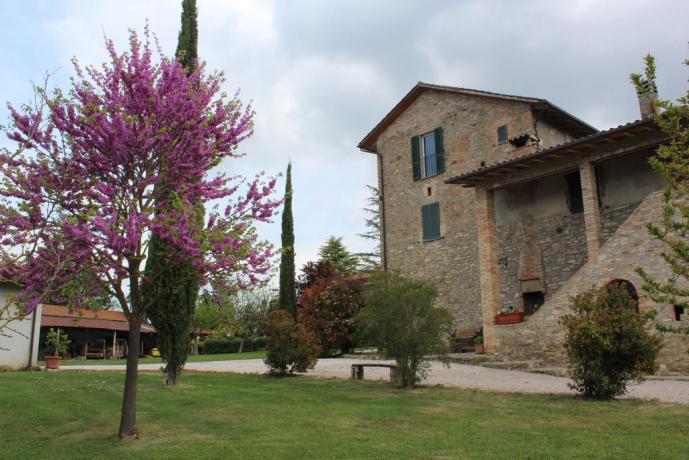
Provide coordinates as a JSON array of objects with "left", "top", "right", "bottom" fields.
[{"left": 199, "top": 336, "right": 268, "bottom": 355}]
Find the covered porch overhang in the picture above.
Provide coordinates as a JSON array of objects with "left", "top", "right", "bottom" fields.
[
  {"left": 445, "top": 118, "right": 669, "bottom": 353},
  {"left": 445, "top": 119, "right": 665, "bottom": 190}
]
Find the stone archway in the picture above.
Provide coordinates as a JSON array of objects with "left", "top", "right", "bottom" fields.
[{"left": 605, "top": 279, "right": 640, "bottom": 313}]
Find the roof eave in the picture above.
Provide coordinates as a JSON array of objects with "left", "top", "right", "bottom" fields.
[
  {"left": 445, "top": 118, "right": 659, "bottom": 187},
  {"left": 537, "top": 102, "right": 599, "bottom": 135},
  {"left": 358, "top": 82, "right": 597, "bottom": 155}
]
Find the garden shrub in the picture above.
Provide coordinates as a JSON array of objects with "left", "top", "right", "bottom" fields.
[
  {"left": 297, "top": 260, "right": 340, "bottom": 297},
  {"left": 252, "top": 335, "right": 269, "bottom": 350},
  {"left": 356, "top": 271, "right": 454, "bottom": 387},
  {"left": 264, "top": 309, "right": 320, "bottom": 376},
  {"left": 298, "top": 270, "right": 364, "bottom": 356},
  {"left": 561, "top": 284, "right": 662, "bottom": 399},
  {"left": 199, "top": 336, "right": 269, "bottom": 354}
]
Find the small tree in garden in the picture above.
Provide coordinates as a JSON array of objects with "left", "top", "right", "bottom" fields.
[
  {"left": 297, "top": 260, "right": 340, "bottom": 296},
  {"left": 264, "top": 309, "right": 320, "bottom": 376},
  {"left": 44, "top": 328, "right": 71, "bottom": 357},
  {"left": 233, "top": 287, "right": 273, "bottom": 352},
  {"left": 561, "top": 285, "right": 662, "bottom": 400},
  {"left": 318, "top": 236, "right": 359, "bottom": 275},
  {"left": 633, "top": 54, "right": 689, "bottom": 344},
  {"left": 357, "top": 271, "right": 454, "bottom": 387},
  {"left": 298, "top": 269, "right": 364, "bottom": 356},
  {"left": 193, "top": 291, "right": 237, "bottom": 334},
  {"left": 0, "top": 29, "right": 279, "bottom": 438},
  {"left": 355, "top": 185, "right": 381, "bottom": 271}
]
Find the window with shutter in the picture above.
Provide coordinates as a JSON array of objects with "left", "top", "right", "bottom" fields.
[
  {"left": 411, "top": 127, "right": 445, "bottom": 180},
  {"left": 434, "top": 127, "right": 445, "bottom": 174},
  {"left": 421, "top": 202, "right": 441, "bottom": 241},
  {"left": 411, "top": 136, "right": 421, "bottom": 181}
]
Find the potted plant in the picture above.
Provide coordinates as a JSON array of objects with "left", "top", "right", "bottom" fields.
[
  {"left": 495, "top": 305, "right": 525, "bottom": 325},
  {"left": 44, "top": 328, "right": 71, "bottom": 370},
  {"left": 473, "top": 334, "right": 485, "bottom": 354}
]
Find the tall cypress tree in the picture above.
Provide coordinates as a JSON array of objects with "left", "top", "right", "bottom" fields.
[
  {"left": 144, "top": 0, "right": 200, "bottom": 386},
  {"left": 279, "top": 162, "right": 297, "bottom": 318},
  {"left": 176, "top": 0, "right": 198, "bottom": 70}
]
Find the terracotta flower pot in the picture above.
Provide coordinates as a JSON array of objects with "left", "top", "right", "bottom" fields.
[
  {"left": 495, "top": 312, "right": 525, "bottom": 325},
  {"left": 44, "top": 356, "right": 61, "bottom": 370},
  {"left": 474, "top": 344, "right": 485, "bottom": 354}
]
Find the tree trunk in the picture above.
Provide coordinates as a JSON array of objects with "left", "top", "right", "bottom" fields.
[
  {"left": 238, "top": 338, "right": 245, "bottom": 354},
  {"left": 193, "top": 337, "right": 199, "bottom": 356},
  {"left": 165, "top": 365, "right": 179, "bottom": 386},
  {"left": 118, "top": 316, "right": 142, "bottom": 439}
]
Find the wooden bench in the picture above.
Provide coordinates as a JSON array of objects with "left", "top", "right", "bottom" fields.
[
  {"left": 452, "top": 327, "right": 482, "bottom": 353},
  {"left": 351, "top": 363, "right": 399, "bottom": 383}
]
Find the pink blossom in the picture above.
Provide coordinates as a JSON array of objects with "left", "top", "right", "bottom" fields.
[{"left": 0, "top": 29, "right": 279, "bottom": 314}]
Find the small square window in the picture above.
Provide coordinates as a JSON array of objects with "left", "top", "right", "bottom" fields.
[{"left": 497, "top": 125, "right": 509, "bottom": 144}]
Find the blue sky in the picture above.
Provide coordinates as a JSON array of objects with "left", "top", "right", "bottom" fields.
[{"left": 1, "top": 0, "right": 688, "bottom": 281}]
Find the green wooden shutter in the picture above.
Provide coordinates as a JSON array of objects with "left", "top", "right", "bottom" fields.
[
  {"left": 421, "top": 202, "right": 441, "bottom": 240},
  {"left": 421, "top": 205, "right": 430, "bottom": 239},
  {"left": 434, "top": 127, "right": 445, "bottom": 174},
  {"left": 411, "top": 136, "right": 421, "bottom": 181},
  {"left": 430, "top": 202, "right": 440, "bottom": 238}
]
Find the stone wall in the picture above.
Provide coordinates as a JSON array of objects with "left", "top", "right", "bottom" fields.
[
  {"left": 376, "top": 90, "right": 558, "bottom": 329},
  {"left": 657, "top": 333, "right": 689, "bottom": 375},
  {"left": 493, "top": 155, "right": 658, "bottom": 317},
  {"left": 497, "top": 213, "right": 587, "bottom": 308},
  {"left": 601, "top": 203, "right": 638, "bottom": 242},
  {"left": 494, "top": 191, "right": 689, "bottom": 374},
  {"left": 496, "top": 203, "right": 640, "bottom": 309}
]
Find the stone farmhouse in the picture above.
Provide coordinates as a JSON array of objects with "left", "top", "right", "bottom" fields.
[{"left": 359, "top": 81, "right": 689, "bottom": 374}]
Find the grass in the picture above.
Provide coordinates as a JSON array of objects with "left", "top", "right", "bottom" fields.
[
  {"left": 59, "top": 351, "right": 266, "bottom": 366},
  {"left": 1, "top": 371, "right": 689, "bottom": 459}
]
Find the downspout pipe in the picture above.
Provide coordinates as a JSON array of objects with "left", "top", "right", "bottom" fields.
[{"left": 376, "top": 152, "right": 388, "bottom": 270}]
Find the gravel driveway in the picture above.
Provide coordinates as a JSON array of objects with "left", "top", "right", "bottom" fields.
[{"left": 62, "top": 358, "right": 689, "bottom": 404}]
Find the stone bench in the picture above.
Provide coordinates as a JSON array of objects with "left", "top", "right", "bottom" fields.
[{"left": 351, "top": 363, "right": 399, "bottom": 383}]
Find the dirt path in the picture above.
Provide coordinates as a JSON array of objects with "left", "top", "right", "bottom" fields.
[{"left": 61, "top": 358, "right": 689, "bottom": 404}]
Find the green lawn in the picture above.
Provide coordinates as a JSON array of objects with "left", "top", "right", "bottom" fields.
[
  {"left": 59, "top": 350, "right": 266, "bottom": 366},
  {"left": 1, "top": 372, "right": 688, "bottom": 459}
]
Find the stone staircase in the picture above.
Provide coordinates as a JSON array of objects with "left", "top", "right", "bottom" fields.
[{"left": 492, "top": 190, "right": 689, "bottom": 375}]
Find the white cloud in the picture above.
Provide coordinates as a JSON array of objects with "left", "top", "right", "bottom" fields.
[{"left": 3, "top": 0, "right": 689, "bottom": 283}]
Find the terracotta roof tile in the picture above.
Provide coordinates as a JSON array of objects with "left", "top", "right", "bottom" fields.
[{"left": 444, "top": 118, "right": 660, "bottom": 186}]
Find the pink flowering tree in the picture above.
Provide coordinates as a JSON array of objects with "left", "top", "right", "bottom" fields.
[{"left": 0, "top": 29, "right": 279, "bottom": 439}]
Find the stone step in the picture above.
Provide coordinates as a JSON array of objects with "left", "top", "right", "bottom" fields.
[
  {"left": 449, "top": 353, "right": 497, "bottom": 365},
  {"left": 530, "top": 367, "right": 568, "bottom": 377},
  {"left": 646, "top": 374, "right": 689, "bottom": 381},
  {"left": 481, "top": 360, "right": 534, "bottom": 371}
]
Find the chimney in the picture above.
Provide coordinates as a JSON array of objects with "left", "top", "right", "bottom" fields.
[{"left": 636, "top": 79, "right": 658, "bottom": 119}]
